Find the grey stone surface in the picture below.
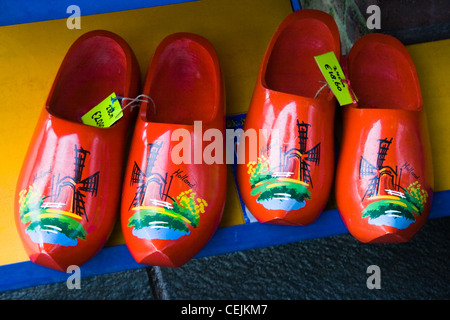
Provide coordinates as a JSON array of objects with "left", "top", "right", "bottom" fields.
[
  {"left": 0, "top": 268, "right": 153, "bottom": 300},
  {"left": 2, "top": 217, "right": 448, "bottom": 300},
  {"left": 156, "top": 217, "right": 450, "bottom": 300}
]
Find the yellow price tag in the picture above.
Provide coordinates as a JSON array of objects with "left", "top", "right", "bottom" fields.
[
  {"left": 314, "top": 51, "right": 357, "bottom": 106},
  {"left": 81, "top": 93, "right": 123, "bottom": 128}
]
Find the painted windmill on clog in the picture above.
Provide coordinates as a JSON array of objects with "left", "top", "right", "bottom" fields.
[
  {"left": 18, "top": 144, "right": 100, "bottom": 247},
  {"left": 283, "top": 119, "right": 321, "bottom": 187},
  {"left": 127, "top": 141, "right": 208, "bottom": 241},
  {"left": 129, "top": 141, "right": 173, "bottom": 209},
  {"left": 358, "top": 137, "right": 428, "bottom": 229},
  {"left": 359, "top": 137, "right": 403, "bottom": 200},
  {"left": 248, "top": 119, "right": 321, "bottom": 211},
  {"left": 47, "top": 145, "right": 100, "bottom": 221}
]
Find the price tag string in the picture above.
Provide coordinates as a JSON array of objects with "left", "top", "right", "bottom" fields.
[
  {"left": 340, "top": 79, "right": 358, "bottom": 105},
  {"left": 115, "top": 94, "right": 156, "bottom": 118},
  {"left": 314, "top": 51, "right": 358, "bottom": 106},
  {"left": 314, "top": 80, "right": 329, "bottom": 99}
]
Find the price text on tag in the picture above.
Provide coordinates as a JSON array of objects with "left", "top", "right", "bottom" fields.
[
  {"left": 314, "top": 51, "right": 357, "bottom": 106},
  {"left": 81, "top": 92, "right": 123, "bottom": 128}
]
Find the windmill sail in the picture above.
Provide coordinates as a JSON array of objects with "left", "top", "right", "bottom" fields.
[
  {"left": 296, "top": 120, "right": 311, "bottom": 154},
  {"left": 73, "top": 145, "right": 90, "bottom": 183},
  {"left": 78, "top": 172, "right": 99, "bottom": 196},
  {"left": 359, "top": 137, "right": 400, "bottom": 200},
  {"left": 299, "top": 160, "right": 312, "bottom": 186},
  {"left": 130, "top": 162, "right": 146, "bottom": 185},
  {"left": 359, "top": 156, "right": 377, "bottom": 178},
  {"left": 48, "top": 145, "right": 99, "bottom": 220},
  {"left": 362, "top": 175, "right": 380, "bottom": 200},
  {"left": 74, "top": 190, "right": 87, "bottom": 220},
  {"left": 306, "top": 143, "right": 321, "bottom": 165},
  {"left": 130, "top": 184, "right": 147, "bottom": 208},
  {"left": 282, "top": 119, "right": 321, "bottom": 187},
  {"left": 376, "top": 138, "right": 392, "bottom": 168},
  {"left": 129, "top": 141, "right": 174, "bottom": 208}
]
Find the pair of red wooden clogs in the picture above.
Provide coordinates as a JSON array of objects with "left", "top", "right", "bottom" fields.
[
  {"left": 15, "top": 9, "right": 433, "bottom": 272},
  {"left": 236, "top": 10, "right": 433, "bottom": 243},
  {"left": 15, "top": 31, "right": 226, "bottom": 271}
]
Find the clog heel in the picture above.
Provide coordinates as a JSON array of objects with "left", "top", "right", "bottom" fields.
[
  {"left": 335, "top": 33, "right": 433, "bottom": 243},
  {"left": 121, "top": 33, "right": 226, "bottom": 267},
  {"left": 236, "top": 9, "right": 340, "bottom": 225},
  {"left": 14, "top": 30, "right": 140, "bottom": 271}
]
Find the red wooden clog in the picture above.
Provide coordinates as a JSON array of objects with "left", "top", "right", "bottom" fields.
[
  {"left": 14, "top": 30, "right": 140, "bottom": 271},
  {"left": 121, "top": 33, "right": 226, "bottom": 267},
  {"left": 335, "top": 34, "right": 434, "bottom": 243},
  {"left": 236, "top": 9, "right": 340, "bottom": 225}
]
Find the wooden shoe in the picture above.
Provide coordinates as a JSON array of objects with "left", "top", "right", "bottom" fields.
[
  {"left": 121, "top": 33, "right": 226, "bottom": 267},
  {"left": 335, "top": 33, "right": 434, "bottom": 243},
  {"left": 15, "top": 30, "right": 140, "bottom": 271},
  {"left": 236, "top": 9, "right": 340, "bottom": 225}
]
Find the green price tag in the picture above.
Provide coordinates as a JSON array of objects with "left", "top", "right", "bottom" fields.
[
  {"left": 314, "top": 51, "right": 357, "bottom": 106},
  {"left": 81, "top": 92, "right": 123, "bottom": 128}
]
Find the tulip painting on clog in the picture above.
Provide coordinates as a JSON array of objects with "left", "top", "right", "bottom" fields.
[
  {"left": 358, "top": 137, "right": 428, "bottom": 230},
  {"left": 127, "top": 141, "right": 208, "bottom": 241},
  {"left": 247, "top": 119, "right": 320, "bottom": 212}
]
